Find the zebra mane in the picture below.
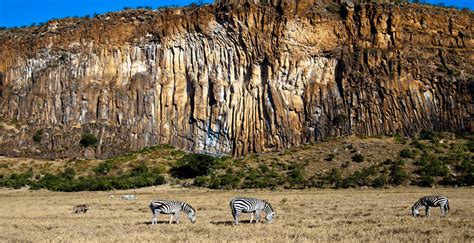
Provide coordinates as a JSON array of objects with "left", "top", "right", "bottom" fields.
[
  {"left": 263, "top": 200, "right": 274, "bottom": 213},
  {"left": 182, "top": 202, "right": 195, "bottom": 213}
]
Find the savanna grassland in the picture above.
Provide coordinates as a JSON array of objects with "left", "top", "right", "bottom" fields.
[{"left": 0, "top": 186, "right": 472, "bottom": 242}]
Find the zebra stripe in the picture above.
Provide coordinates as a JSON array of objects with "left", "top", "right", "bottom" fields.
[
  {"left": 230, "top": 197, "right": 275, "bottom": 225},
  {"left": 149, "top": 200, "right": 196, "bottom": 224},
  {"left": 412, "top": 196, "right": 450, "bottom": 217}
]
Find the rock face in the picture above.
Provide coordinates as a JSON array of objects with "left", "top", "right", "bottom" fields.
[{"left": 0, "top": 1, "right": 472, "bottom": 158}]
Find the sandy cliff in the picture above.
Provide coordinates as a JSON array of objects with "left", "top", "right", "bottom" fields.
[{"left": 0, "top": 1, "right": 472, "bottom": 158}]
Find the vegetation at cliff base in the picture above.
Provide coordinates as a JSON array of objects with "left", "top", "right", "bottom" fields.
[{"left": 0, "top": 132, "right": 473, "bottom": 191}]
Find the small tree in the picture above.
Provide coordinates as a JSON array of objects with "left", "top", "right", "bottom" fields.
[
  {"left": 80, "top": 133, "right": 98, "bottom": 147},
  {"left": 352, "top": 153, "right": 365, "bottom": 163},
  {"left": 33, "top": 129, "right": 43, "bottom": 143}
]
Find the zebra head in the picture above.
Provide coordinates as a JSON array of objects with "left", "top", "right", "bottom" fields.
[
  {"left": 263, "top": 201, "right": 275, "bottom": 223},
  {"left": 411, "top": 200, "right": 422, "bottom": 217},
  {"left": 411, "top": 205, "right": 420, "bottom": 217},
  {"left": 265, "top": 212, "right": 275, "bottom": 222},
  {"left": 186, "top": 205, "right": 196, "bottom": 223}
]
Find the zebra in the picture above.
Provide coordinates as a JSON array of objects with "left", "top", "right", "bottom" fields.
[
  {"left": 122, "top": 195, "right": 136, "bottom": 200},
  {"left": 149, "top": 200, "right": 196, "bottom": 224},
  {"left": 72, "top": 204, "right": 89, "bottom": 214},
  {"left": 230, "top": 197, "right": 275, "bottom": 225},
  {"left": 411, "top": 196, "right": 450, "bottom": 217}
]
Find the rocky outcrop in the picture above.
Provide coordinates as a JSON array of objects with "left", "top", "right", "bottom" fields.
[{"left": 0, "top": 1, "right": 472, "bottom": 158}]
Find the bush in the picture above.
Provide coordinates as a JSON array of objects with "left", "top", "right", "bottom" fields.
[
  {"left": 171, "top": 153, "right": 220, "bottom": 179},
  {"left": 33, "top": 129, "right": 43, "bottom": 143},
  {"left": 419, "top": 130, "right": 439, "bottom": 143},
  {"left": 352, "top": 154, "right": 365, "bottom": 163},
  {"left": 455, "top": 159, "right": 474, "bottom": 186},
  {"left": 440, "top": 175, "right": 456, "bottom": 186},
  {"left": 241, "top": 166, "right": 285, "bottom": 189},
  {"left": 210, "top": 168, "right": 241, "bottom": 189},
  {"left": 333, "top": 114, "right": 346, "bottom": 125},
  {"left": 323, "top": 168, "right": 342, "bottom": 188},
  {"left": 417, "top": 175, "right": 434, "bottom": 187},
  {"left": 193, "top": 176, "right": 211, "bottom": 187},
  {"left": 287, "top": 166, "right": 305, "bottom": 188},
  {"left": 399, "top": 149, "right": 415, "bottom": 159},
  {"left": 466, "top": 140, "right": 474, "bottom": 153},
  {"left": 372, "top": 174, "right": 388, "bottom": 188},
  {"left": 341, "top": 166, "right": 377, "bottom": 188},
  {"left": 389, "top": 160, "right": 408, "bottom": 185},
  {"left": 28, "top": 164, "right": 165, "bottom": 192},
  {"left": 80, "top": 133, "right": 98, "bottom": 147},
  {"left": 0, "top": 171, "right": 33, "bottom": 189},
  {"left": 411, "top": 140, "right": 426, "bottom": 151},
  {"left": 419, "top": 158, "right": 449, "bottom": 177},
  {"left": 93, "top": 160, "right": 114, "bottom": 176},
  {"left": 394, "top": 133, "right": 407, "bottom": 144}
]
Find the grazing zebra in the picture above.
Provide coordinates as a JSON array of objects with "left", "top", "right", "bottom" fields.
[
  {"left": 122, "top": 195, "right": 136, "bottom": 200},
  {"left": 149, "top": 200, "right": 196, "bottom": 224},
  {"left": 72, "top": 204, "right": 89, "bottom": 214},
  {"left": 412, "top": 196, "right": 450, "bottom": 217},
  {"left": 230, "top": 197, "right": 275, "bottom": 225}
]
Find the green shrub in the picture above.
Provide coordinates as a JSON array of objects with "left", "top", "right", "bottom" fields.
[
  {"left": 419, "top": 159, "right": 449, "bottom": 177},
  {"left": 372, "top": 174, "right": 388, "bottom": 188},
  {"left": 287, "top": 166, "right": 305, "bottom": 188},
  {"left": 28, "top": 164, "right": 165, "bottom": 192},
  {"left": 1, "top": 171, "right": 33, "bottom": 189},
  {"left": 33, "top": 129, "right": 43, "bottom": 143},
  {"left": 394, "top": 133, "right": 407, "bottom": 144},
  {"left": 241, "top": 166, "right": 284, "bottom": 189},
  {"left": 419, "top": 130, "right": 439, "bottom": 143},
  {"left": 93, "top": 160, "right": 114, "bottom": 176},
  {"left": 389, "top": 160, "right": 408, "bottom": 185},
  {"left": 324, "top": 168, "right": 342, "bottom": 188},
  {"left": 333, "top": 114, "right": 346, "bottom": 125},
  {"left": 456, "top": 159, "right": 474, "bottom": 186},
  {"left": 171, "top": 153, "right": 221, "bottom": 179},
  {"left": 440, "top": 175, "right": 456, "bottom": 186},
  {"left": 417, "top": 175, "right": 434, "bottom": 187},
  {"left": 411, "top": 140, "right": 426, "bottom": 151},
  {"left": 352, "top": 154, "right": 365, "bottom": 163},
  {"left": 399, "top": 149, "right": 415, "bottom": 159},
  {"left": 193, "top": 176, "right": 211, "bottom": 187},
  {"left": 210, "top": 169, "right": 241, "bottom": 189},
  {"left": 62, "top": 168, "right": 76, "bottom": 180},
  {"left": 341, "top": 166, "right": 377, "bottom": 188},
  {"left": 80, "top": 133, "right": 98, "bottom": 147},
  {"left": 467, "top": 140, "right": 474, "bottom": 153}
]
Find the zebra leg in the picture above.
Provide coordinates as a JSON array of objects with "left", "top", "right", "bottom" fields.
[
  {"left": 255, "top": 210, "right": 260, "bottom": 223},
  {"left": 234, "top": 211, "right": 241, "bottom": 225},
  {"left": 425, "top": 206, "right": 430, "bottom": 216},
  {"left": 175, "top": 213, "right": 180, "bottom": 224},
  {"left": 250, "top": 213, "right": 254, "bottom": 223},
  {"left": 151, "top": 214, "right": 157, "bottom": 225},
  {"left": 169, "top": 214, "right": 174, "bottom": 224}
]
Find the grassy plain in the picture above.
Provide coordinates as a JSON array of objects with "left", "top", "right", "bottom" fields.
[{"left": 0, "top": 186, "right": 472, "bottom": 242}]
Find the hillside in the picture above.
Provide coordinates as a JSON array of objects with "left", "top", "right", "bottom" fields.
[
  {"left": 0, "top": 1, "right": 472, "bottom": 158},
  {"left": 1, "top": 133, "right": 472, "bottom": 190}
]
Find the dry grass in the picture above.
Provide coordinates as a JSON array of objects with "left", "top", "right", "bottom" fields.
[{"left": 0, "top": 186, "right": 472, "bottom": 242}]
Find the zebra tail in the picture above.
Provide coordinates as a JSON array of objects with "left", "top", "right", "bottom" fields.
[{"left": 446, "top": 200, "right": 450, "bottom": 211}]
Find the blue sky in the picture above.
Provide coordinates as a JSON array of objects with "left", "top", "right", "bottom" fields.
[{"left": 0, "top": 0, "right": 472, "bottom": 28}]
